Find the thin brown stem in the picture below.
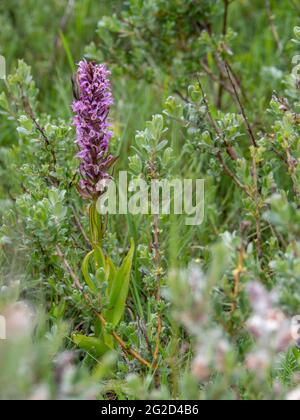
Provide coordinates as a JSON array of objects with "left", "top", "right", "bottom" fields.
[
  {"left": 200, "top": 60, "right": 234, "bottom": 96},
  {"left": 251, "top": 149, "right": 263, "bottom": 260},
  {"left": 203, "top": 23, "right": 249, "bottom": 105},
  {"left": 151, "top": 202, "right": 162, "bottom": 367},
  {"left": 49, "top": 0, "right": 75, "bottom": 74},
  {"left": 18, "top": 83, "right": 58, "bottom": 183},
  {"left": 95, "top": 312, "right": 151, "bottom": 369},
  {"left": 19, "top": 85, "right": 52, "bottom": 153},
  {"left": 55, "top": 245, "right": 82, "bottom": 290},
  {"left": 174, "top": 90, "right": 190, "bottom": 104},
  {"left": 218, "top": 0, "right": 230, "bottom": 108},
  {"left": 71, "top": 205, "right": 91, "bottom": 248},
  {"left": 223, "top": 0, "right": 230, "bottom": 35},
  {"left": 225, "top": 60, "right": 249, "bottom": 104},
  {"left": 283, "top": 139, "right": 300, "bottom": 203},
  {"left": 138, "top": 318, "right": 153, "bottom": 357}
]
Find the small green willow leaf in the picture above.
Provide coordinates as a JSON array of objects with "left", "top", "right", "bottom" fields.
[
  {"left": 72, "top": 334, "right": 109, "bottom": 357},
  {"left": 81, "top": 250, "right": 97, "bottom": 292},
  {"left": 104, "top": 239, "right": 135, "bottom": 328}
]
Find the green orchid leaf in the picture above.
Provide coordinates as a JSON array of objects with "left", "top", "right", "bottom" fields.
[
  {"left": 104, "top": 239, "right": 135, "bottom": 327},
  {"left": 72, "top": 334, "right": 109, "bottom": 357},
  {"left": 94, "top": 245, "right": 106, "bottom": 272}
]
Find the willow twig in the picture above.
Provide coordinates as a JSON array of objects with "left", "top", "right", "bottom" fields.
[
  {"left": 217, "top": 0, "right": 230, "bottom": 108},
  {"left": 55, "top": 245, "right": 152, "bottom": 369},
  {"left": 95, "top": 312, "right": 151, "bottom": 369},
  {"left": 56, "top": 245, "right": 82, "bottom": 290},
  {"left": 265, "top": 0, "right": 282, "bottom": 52}
]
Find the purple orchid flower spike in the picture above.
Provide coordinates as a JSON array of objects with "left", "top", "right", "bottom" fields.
[{"left": 72, "top": 60, "right": 116, "bottom": 199}]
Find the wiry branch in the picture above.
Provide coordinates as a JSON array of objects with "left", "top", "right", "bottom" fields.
[{"left": 197, "top": 78, "right": 240, "bottom": 161}]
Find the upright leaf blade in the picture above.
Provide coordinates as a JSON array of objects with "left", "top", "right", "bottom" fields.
[
  {"left": 105, "top": 254, "right": 117, "bottom": 294},
  {"left": 89, "top": 201, "right": 102, "bottom": 246},
  {"left": 81, "top": 250, "right": 97, "bottom": 292}
]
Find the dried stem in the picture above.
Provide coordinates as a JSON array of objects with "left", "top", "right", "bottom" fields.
[
  {"left": 49, "top": 0, "right": 75, "bottom": 73},
  {"left": 251, "top": 149, "right": 263, "bottom": 260},
  {"left": 138, "top": 318, "right": 153, "bottom": 357},
  {"left": 152, "top": 214, "right": 162, "bottom": 368},
  {"left": 283, "top": 138, "right": 300, "bottom": 203},
  {"left": 231, "top": 247, "right": 244, "bottom": 313},
  {"left": 225, "top": 60, "right": 249, "bottom": 104},
  {"left": 197, "top": 78, "right": 239, "bottom": 161},
  {"left": 197, "top": 78, "right": 253, "bottom": 196},
  {"left": 203, "top": 23, "right": 249, "bottom": 106},
  {"left": 216, "top": 151, "right": 250, "bottom": 196},
  {"left": 198, "top": 77, "right": 263, "bottom": 259},
  {"left": 55, "top": 245, "right": 82, "bottom": 290},
  {"left": 71, "top": 205, "right": 91, "bottom": 248},
  {"left": 222, "top": 0, "right": 230, "bottom": 35},
  {"left": 225, "top": 63, "right": 258, "bottom": 147},
  {"left": 148, "top": 153, "right": 163, "bottom": 369}
]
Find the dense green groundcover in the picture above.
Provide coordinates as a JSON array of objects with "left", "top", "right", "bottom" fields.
[{"left": 1, "top": 0, "right": 300, "bottom": 400}]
